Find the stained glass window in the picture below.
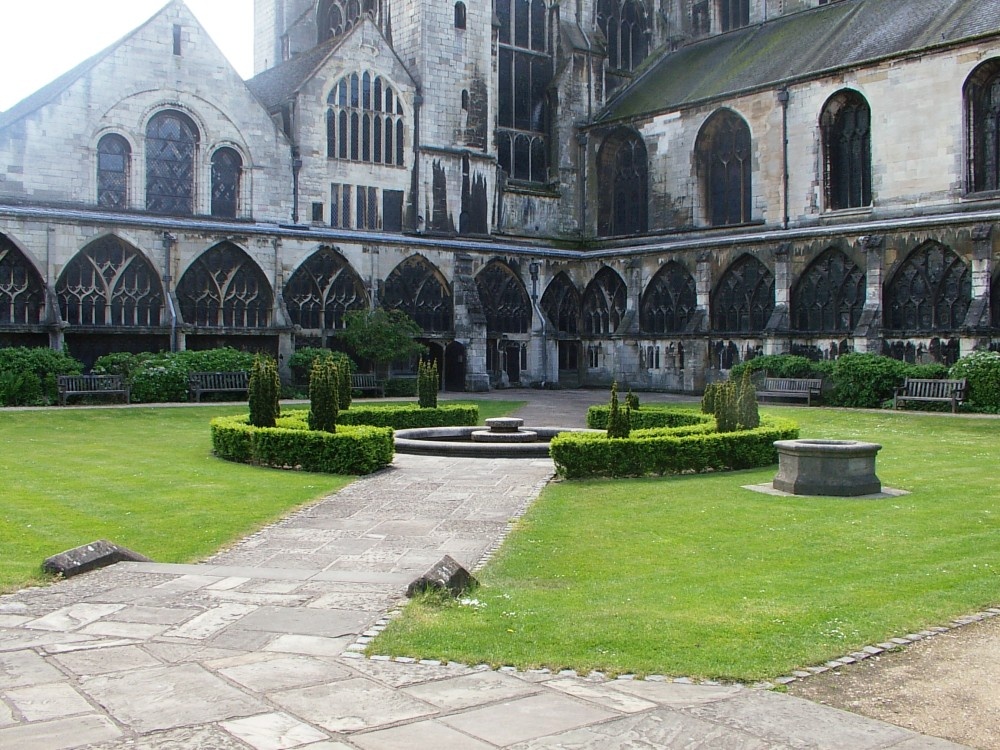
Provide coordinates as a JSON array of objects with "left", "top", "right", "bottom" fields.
[
  {"left": 211, "top": 148, "right": 242, "bottom": 219},
  {"left": 318, "top": 0, "right": 377, "bottom": 43},
  {"left": 327, "top": 73, "right": 405, "bottom": 166},
  {"left": 97, "top": 134, "right": 130, "bottom": 210},
  {"left": 597, "top": 129, "right": 648, "bottom": 237},
  {"left": 146, "top": 111, "right": 198, "bottom": 216},
  {"left": 965, "top": 60, "right": 1000, "bottom": 193},
  {"left": 822, "top": 91, "right": 872, "bottom": 210},
  {"left": 696, "top": 110, "right": 752, "bottom": 227},
  {"left": 595, "top": 0, "right": 650, "bottom": 72}
]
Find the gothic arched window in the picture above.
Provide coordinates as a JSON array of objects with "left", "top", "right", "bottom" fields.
[
  {"left": 583, "top": 267, "right": 627, "bottom": 335},
  {"left": 640, "top": 261, "right": 697, "bottom": 334},
  {"left": 884, "top": 242, "right": 971, "bottom": 332},
  {"left": 596, "top": 0, "right": 650, "bottom": 72},
  {"left": 720, "top": 0, "right": 749, "bottom": 31},
  {"left": 696, "top": 110, "right": 752, "bottom": 227},
  {"left": 327, "top": 72, "right": 405, "bottom": 166},
  {"left": 318, "top": 0, "right": 377, "bottom": 44},
  {"left": 0, "top": 234, "right": 45, "bottom": 325},
  {"left": 176, "top": 242, "right": 272, "bottom": 328},
  {"left": 496, "top": 0, "right": 552, "bottom": 183},
  {"left": 965, "top": 59, "right": 1000, "bottom": 193},
  {"left": 146, "top": 110, "right": 199, "bottom": 216},
  {"left": 381, "top": 255, "right": 452, "bottom": 332},
  {"left": 56, "top": 236, "right": 164, "bottom": 327},
  {"left": 475, "top": 260, "right": 531, "bottom": 334},
  {"left": 821, "top": 90, "right": 872, "bottom": 210},
  {"left": 284, "top": 247, "right": 367, "bottom": 330},
  {"left": 210, "top": 148, "right": 242, "bottom": 219},
  {"left": 711, "top": 255, "right": 774, "bottom": 333},
  {"left": 97, "top": 134, "right": 130, "bottom": 210},
  {"left": 792, "top": 248, "right": 865, "bottom": 332},
  {"left": 597, "top": 128, "right": 648, "bottom": 237},
  {"left": 455, "top": 2, "right": 466, "bottom": 29},
  {"left": 541, "top": 272, "right": 581, "bottom": 333}
]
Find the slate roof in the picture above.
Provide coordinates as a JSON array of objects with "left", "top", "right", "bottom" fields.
[
  {"left": 599, "top": 0, "right": 1000, "bottom": 123},
  {"left": 245, "top": 35, "right": 345, "bottom": 112}
]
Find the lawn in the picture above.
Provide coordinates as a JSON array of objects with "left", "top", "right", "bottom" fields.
[
  {"left": 372, "top": 407, "right": 1000, "bottom": 682},
  {"left": 0, "top": 399, "right": 522, "bottom": 593}
]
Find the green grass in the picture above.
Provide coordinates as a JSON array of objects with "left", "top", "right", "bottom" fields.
[
  {"left": 372, "top": 407, "right": 1000, "bottom": 681},
  {"left": 0, "top": 399, "right": 524, "bottom": 593}
]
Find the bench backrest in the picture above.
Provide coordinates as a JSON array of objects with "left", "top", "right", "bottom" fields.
[
  {"left": 189, "top": 371, "right": 249, "bottom": 389},
  {"left": 352, "top": 373, "right": 379, "bottom": 387},
  {"left": 761, "top": 377, "right": 823, "bottom": 392},
  {"left": 58, "top": 375, "right": 125, "bottom": 392},
  {"left": 901, "top": 378, "right": 966, "bottom": 398}
]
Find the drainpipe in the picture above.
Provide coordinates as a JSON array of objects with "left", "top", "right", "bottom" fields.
[
  {"left": 777, "top": 88, "right": 790, "bottom": 230},
  {"left": 162, "top": 232, "right": 178, "bottom": 352},
  {"left": 291, "top": 146, "right": 303, "bottom": 225},
  {"left": 411, "top": 91, "right": 423, "bottom": 233},
  {"left": 530, "top": 261, "right": 548, "bottom": 385}
]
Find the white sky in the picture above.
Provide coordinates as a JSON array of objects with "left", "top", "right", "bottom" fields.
[{"left": 0, "top": 1, "right": 255, "bottom": 112}]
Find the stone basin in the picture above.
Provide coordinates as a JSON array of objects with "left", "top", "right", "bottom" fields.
[{"left": 772, "top": 439, "right": 883, "bottom": 497}]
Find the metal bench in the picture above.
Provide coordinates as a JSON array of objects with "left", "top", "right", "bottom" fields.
[
  {"left": 188, "top": 371, "right": 249, "bottom": 402},
  {"left": 755, "top": 377, "right": 824, "bottom": 406},
  {"left": 351, "top": 373, "right": 385, "bottom": 397},
  {"left": 57, "top": 375, "right": 130, "bottom": 406},
  {"left": 893, "top": 377, "right": 966, "bottom": 413}
]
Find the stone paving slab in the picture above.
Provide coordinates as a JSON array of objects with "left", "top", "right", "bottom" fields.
[{"left": 0, "top": 399, "right": 974, "bottom": 749}]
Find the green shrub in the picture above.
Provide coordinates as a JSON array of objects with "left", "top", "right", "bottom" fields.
[
  {"left": 308, "top": 358, "right": 339, "bottom": 432},
  {"left": 713, "top": 380, "right": 739, "bottom": 432},
  {"left": 418, "top": 358, "right": 439, "bottom": 408},
  {"left": 0, "top": 346, "right": 83, "bottom": 405},
  {"left": 211, "top": 414, "right": 393, "bottom": 474},
  {"left": 626, "top": 389, "right": 640, "bottom": 411},
  {"left": 827, "top": 354, "right": 949, "bottom": 408},
  {"left": 93, "top": 351, "right": 158, "bottom": 380},
  {"left": 94, "top": 347, "right": 257, "bottom": 403},
  {"left": 384, "top": 377, "right": 418, "bottom": 397},
  {"left": 336, "top": 403, "right": 478, "bottom": 429},
  {"left": 606, "top": 381, "right": 631, "bottom": 439},
  {"left": 737, "top": 369, "right": 760, "bottom": 430},
  {"left": 730, "top": 354, "right": 824, "bottom": 381},
  {"left": 588, "top": 406, "right": 712, "bottom": 430},
  {"left": 550, "top": 416, "right": 799, "bottom": 479},
  {"left": 950, "top": 350, "right": 1000, "bottom": 411},
  {"left": 701, "top": 382, "right": 717, "bottom": 414},
  {"left": 337, "top": 358, "right": 353, "bottom": 411},
  {"left": 249, "top": 355, "right": 281, "bottom": 428}
]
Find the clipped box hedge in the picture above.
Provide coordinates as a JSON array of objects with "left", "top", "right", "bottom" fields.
[
  {"left": 550, "top": 416, "right": 799, "bottom": 479},
  {"left": 335, "top": 403, "right": 478, "bottom": 429},
  {"left": 586, "top": 406, "right": 714, "bottom": 430},
  {"left": 211, "top": 415, "right": 393, "bottom": 475}
]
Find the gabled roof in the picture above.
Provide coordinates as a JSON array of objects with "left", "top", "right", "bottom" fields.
[
  {"left": 0, "top": 2, "right": 187, "bottom": 131},
  {"left": 599, "top": 0, "right": 1000, "bottom": 123}
]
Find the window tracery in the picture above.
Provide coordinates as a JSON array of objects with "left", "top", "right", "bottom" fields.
[
  {"left": 541, "top": 272, "right": 581, "bottom": 333},
  {"left": 0, "top": 235, "right": 44, "bottom": 325},
  {"left": 284, "top": 247, "right": 367, "bottom": 330},
  {"left": 381, "top": 255, "right": 452, "bottom": 332},
  {"left": 711, "top": 255, "right": 774, "bottom": 333},
  {"left": 884, "top": 242, "right": 971, "bottom": 332},
  {"left": 792, "top": 248, "right": 865, "bottom": 332},
  {"left": 211, "top": 147, "right": 242, "bottom": 219},
  {"left": 582, "top": 267, "right": 627, "bottom": 335},
  {"left": 318, "top": 0, "right": 377, "bottom": 44},
  {"left": 595, "top": 0, "right": 650, "bottom": 72},
  {"left": 475, "top": 260, "right": 531, "bottom": 334},
  {"left": 822, "top": 91, "right": 872, "bottom": 210},
  {"left": 640, "top": 262, "right": 697, "bottom": 334},
  {"left": 176, "top": 242, "right": 272, "bottom": 328},
  {"left": 97, "top": 134, "right": 130, "bottom": 210},
  {"left": 719, "top": 0, "right": 749, "bottom": 31},
  {"left": 327, "top": 72, "right": 405, "bottom": 166},
  {"left": 56, "top": 236, "right": 164, "bottom": 327},
  {"left": 696, "top": 110, "right": 752, "bottom": 227},
  {"left": 597, "top": 129, "right": 648, "bottom": 237},
  {"left": 965, "top": 60, "right": 1000, "bottom": 193},
  {"left": 146, "top": 110, "right": 198, "bottom": 216}
]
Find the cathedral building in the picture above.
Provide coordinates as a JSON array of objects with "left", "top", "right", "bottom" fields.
[{"left": 1, "top": 0, "right": 999, "bottom": 391}]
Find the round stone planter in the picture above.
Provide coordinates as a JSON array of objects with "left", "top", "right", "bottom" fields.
[{"left": 772, "top": 439, "right": 883, "bottom": 497}]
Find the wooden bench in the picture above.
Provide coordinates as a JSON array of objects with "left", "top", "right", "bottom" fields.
[
  {"left": 755, "top": 377, "right": 824, "bottom": 406},
  {"left": 57, "top": 375, "right": 130, "bottom": 406},
  {"left": 351, "top": 373, "right": 384, "bottom": 397},
  {"left": 893, "top": 377, "right": 966, "bottom": 413},
  {"left": 188, "top": 371, "right": 249, "bottom": 402}
]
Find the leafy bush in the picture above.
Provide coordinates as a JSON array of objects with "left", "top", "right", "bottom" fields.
[
  {"left": 94, "top": 348, "right": 257, "bottom": 403},
  {"left": 588, "top": 406, "right": 712, "bottom": 430},
  {"left": 713, "top": 378, "right": 739, "bottom": 432},
  {"left": 701, "top": 383, "right": 717, "bottom": 414},
  {"left": 308, "top": 358, "right": 339, "bottom": 432},
  {"left": 418, "top": 359, "right": 439, "bottom": 409},
  {"left": 737, "top": 369, "right": 760, "bottom": 430},
  {"left": 384, "top": 377, "right": 418, "bottom": 397},
  {"left": 551, "top": 415, "right": 799, "bottom": 479},
  {"left": 950, "top": 350, "right": 1000, "bottom": 411},
  {"left": 606, "top": 382, "right": 631, "bottom": 439},
  {"left": 211, "top": 414, "right": 393, "bottom": 474},
  {"left": 0, "top": 347, "right": 83, "bottom": 405},
  {"left": 828, "top": 354, "right": 948, "bottom": 408},
  {"left": 249, "top": 355, "right": 281, "bottom": 428},
  {"left": 730, "top": 354, "right": 828, "bottom": 382},
  {"left": 625, "top": 389, "right": 640, "bottom": 411},
  {"left": 336, "top": 403, "right": 478, "bottom": 429}
]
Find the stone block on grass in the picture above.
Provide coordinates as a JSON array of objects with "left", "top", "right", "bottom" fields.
[
  {"left": 406, "top": 555, "right": 477, "bottom": 598},
  {"left": 42, "top": 540, "right": 151, "bottom": 578}
]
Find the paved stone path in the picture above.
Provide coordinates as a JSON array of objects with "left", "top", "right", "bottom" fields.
[{"left": 0, "top": 391, "right": 970, "bottom": 749}]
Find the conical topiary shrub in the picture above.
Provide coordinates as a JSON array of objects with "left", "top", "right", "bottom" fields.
[
  {"left": 308, "top": 358, "right": 339, "bottom": 433},
  {"left": 248, "top": 354, "right": 280, "bottom": 428}
]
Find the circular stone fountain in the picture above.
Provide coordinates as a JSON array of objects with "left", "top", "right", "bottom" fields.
[
  {"left": 772, "top": 439, "right": 883, "bottom": 496},
  {"left": 394, "top": 418, "right": 589, "bottom": 458}
]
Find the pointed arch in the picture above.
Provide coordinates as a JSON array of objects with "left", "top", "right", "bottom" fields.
[
  {"left": 711, "top": 255, "right": 774, "bottom": 333},
  {"left": 965, "top": 58, "right": 1000, "bottom": 193},
  {"left": 381, "top": 255, "right": 452, "bottom": 332},
  {"left": 640, "top": 261, "right": 697, "bottom": 334},
  {"left": 475, "top": 259, "right": 531, "bottom": 334},
  {"left": 56, "top": 236, "right": 164, "bottom": 327},
  {"left": 540, "top": 272, "right": 581, "bottom": 334},
  {"left": 792, "top": 248, "right": 865, "bottom": 332},
  {"left": 597, "top": 128, "right": 648, "bottom": 237},
  {"left": 97, "top": 134, "right": 131, "bottom": 210},
  {"left": 583, "top": 267, "right": 628, "bottom": 335},
  {"left": 596, "top": 0, "right": 650, "bottom": 72},
  {"left": 176, "top": 242, "right": 272, "bottom": 328},
  {"left": 821, "top": 90, "right": 872, "bottom": 210},
  {"left": 284, "top": 247, "right": 368, "bottom": 330},
  {"left": 884, "top": 242, "right": 971, "bottom": 332},
  {"left": 211, "top": 147, "right": 243, "bottom": 219},
  {"left": 696, "top": 109, "right": 752, "bottom": 227},
  {"left": 0, "top": 234, "right": 45, "bottom": 325},
  {"left": 318, "top": 0, "right": 378, "bottom": 44},
  {"left": 327, "top": 71, "right": 405, "bottom": 166}
]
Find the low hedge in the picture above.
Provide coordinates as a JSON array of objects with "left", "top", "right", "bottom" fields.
[
  {"left": 211, "top": 414, "right": 393, "bottom": 474},
  {"left": 335, "top": 403, "right": 478, "bottom": 429},
  {"left": 550, "top": 415, "right": 799, "bottom": 479},
  {"left": 586, "top": 406, "right": 713, "bottom": 430}
]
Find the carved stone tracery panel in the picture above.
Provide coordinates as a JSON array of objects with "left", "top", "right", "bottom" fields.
[
  {"left": 541, "top": 272, "right": 581, "bottom": 334},
  {"left": 640, "top": 261, "right": 696, "bottom": 334},
  {"left": 885, "top": 242, "right": 970, "bottom": 332},
  {"left": 475, "top": 260, "right": 531, "bottom": 334},
  {"left": 176, "top": 242, "right": 272, "bottom": 328},
  {"left": 583, "top": 267, "right": 627, "bottom": 335},
  {"left": 381, "top": 255, "right": 452, "bottom": 332},
  {"left": 792, "top": 248, "right": 865, "bottom": 332},
  {"left": 0, "top": 235, "right": 44, "bottom": 325},
  {"left": 711, "top": 255, "right": 774, "bottom": 333},
  {"left": 284, "top": 247, "right": 367, "bottom": 330}
]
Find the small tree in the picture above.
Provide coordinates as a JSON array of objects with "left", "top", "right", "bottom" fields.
[
  {"left": 308, "top": 358, "right": 339, "bottom": 432},
  {"left": 713, "top": 380, "right": 739, "bottom": 433},
  {"left": 606, "top": 381, "right": 631, "bottom": 439},
  {"left": 337, "top": 358, "right": 353, "bottom": 411},
  {"left": 626, "top": 388, "right": 640, "bottom": 411},
  {"left": 701, "top": 382, "right": 717, "bottom": 414},
  {"left": 418, "top": 358, "right": 439, "bottom": 408},
  {"left": 248, "top": 354, "right": 281, "bottom": 428},
  {"left": 737, "top": 368, "right": 760, "bottom": 430},
  {"left": 341, "top": 309, "right": 426, "bottom": 378}
]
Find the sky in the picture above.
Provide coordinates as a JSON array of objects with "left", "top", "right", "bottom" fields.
[{"left": 0, "top": 0, "right": 255, "bottom": 112}]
